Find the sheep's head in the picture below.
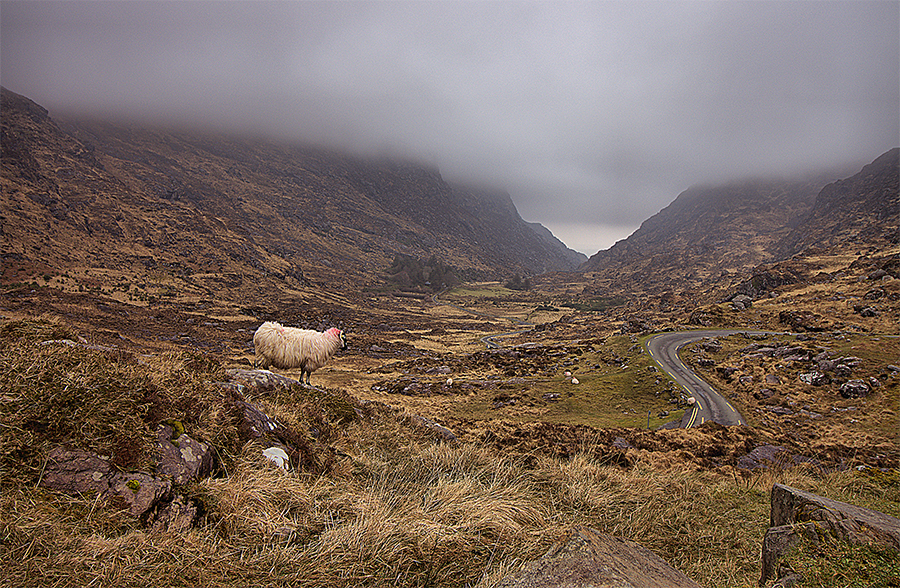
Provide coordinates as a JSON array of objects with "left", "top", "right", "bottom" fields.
[{"left": 327, "top": 327, "right": 348, "bottom": 350}]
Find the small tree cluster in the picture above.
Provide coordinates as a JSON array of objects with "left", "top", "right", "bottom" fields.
[
  {"left": 504, "top": 274, "right": 532, "bottom": 291},
  {"left": 386, "top": 254, "right": 460, "bottom": 291}
]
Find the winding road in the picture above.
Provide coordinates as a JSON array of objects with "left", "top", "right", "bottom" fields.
[
  {"left": 433, "top": 289, "right": 765, "bottom": 429},
  {"left": 646, "top": 330, "right": 773, "bottom": 428},
  {"left": 431, "top": 292, "right": 534, "bottom": 348}
]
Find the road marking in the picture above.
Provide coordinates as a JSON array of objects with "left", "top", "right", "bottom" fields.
[{"left": 685, "top": 401, "right": 702, "bottom": 428}]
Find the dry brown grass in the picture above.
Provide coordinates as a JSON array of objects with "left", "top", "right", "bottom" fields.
[{"left": 3, "top": 317, "right": 899, "bottom": 587}]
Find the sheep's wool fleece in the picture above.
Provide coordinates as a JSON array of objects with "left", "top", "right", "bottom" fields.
[{"left": 253, "top": 321, "right": 344, "bottom": 371}]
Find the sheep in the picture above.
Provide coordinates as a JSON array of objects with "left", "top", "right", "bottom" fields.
[{"left": 253, "top": 321, "right": 347, "bottom": 386}]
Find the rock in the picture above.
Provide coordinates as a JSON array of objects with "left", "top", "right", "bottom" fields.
[
  {"left": 155, "top": 424, "right": 214, "bottom": 485},
  {"left": 699, "top": 338, "right": 722, "bottom": 352},
  {"left": 774, "top": 346, "right": 808, "bottom": 359},
  {"left": 110, "top": 472, "right": 172, "bottom": 517},
  {"left": 624, "top": 318, "right": 651, "bottom": 333},
  {"left": 232, "top": 397, "right": 283, "bottom": 438},
  {"left": 855, "top": 305, "right": 879, "bottom": 317},
  {"left": 402, "top": 414, "right": 457, "bottom": 443},
  {"left": 767, "top": 406, "right": 794, "bottom": 416},
  {"left": 754, "top": 388, "right": 776, "bottom": 400},
  {"left": 737, "top": 445, "right": 819, "bottom": 471},
  {"left": 833, "top": 363, "right": 853, "bottom": 378},
  {"left": 840, "top": 379, "right": 871, "bottom": 399},
  {"left": 612, "top": 437, "right": 634, "bottom": 450},
  {"left": 40, "top": 444, "right": 216, "bottom": 523},
  {"left": 779, "top": 310, "right": 827, "bottom": 332},
  {"left": 41, "top": 447, "right": 115, "bottom": 496},
  {"left": 769, "top": 482, "right": 900, "bottom": 550},
  {"left": 716, "top": 366, "right": 739, "bottom": 381},
  {"left": 817, "top": 359, "right": 836, "bottom": 372},
  {"left": 761, "top": 482, "right": 900, "bottom": 586},
  {"left": 730, "top": 294, "right": 753, "bottom": 311},
  {"left": 226, "top": 368, "right": 299, "bottom": 396},
  {"left": 496, "top": 526, "right": 702, "bottom": 588},
  {"left": 799, "top": 371, "right": 830, "bottom": 386},
  {"left": 760, "top": 521, "right": 820, "bottom": 586},
  {"left": 765, "top": 374, "right": 781, "bottom": 385}
]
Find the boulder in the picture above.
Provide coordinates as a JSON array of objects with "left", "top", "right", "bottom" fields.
[
  {"left": 833, "top": 363, "right": 853, "bottom": 378},
  {"left": 798, "top": 371, "right": 830, "bottom": 386},
  {"left": 770, "top": 483, "right": 900, "bottom": 547},
  {"left": 155, "top": 424, "right": 214, "bottom": 485},
  {"left": 731, "top": 294, "right": 753, "bottom": 311},
  {"left": 41, "top": 447, "right": 115, "bottom": 496},
  {"left": 840, "top": 379, "right": 871, "bottom": 399},
  {"left": 41, "top": 447, "right": 173, "bottom": 518},
  {"left": 699, "top": 338, "right": 722, "bottom": 352},
  {"left": 737, "top": 445, "right": 818, "bottom": 471},
  {"left": 226, "top": 368, "right": 299, "bottom": 397},
  {"left": 759, "top": 522, "right": 819, "bottom": 586},
  {"left": 402, "top": 413, "right": 458, "bottom": 443},
  {"left": 761, "top": 484, "right": 900, "bottom": 586},
  {"left": 778, "top": 310, "right": 827, "bottom": 332},
  {"left": 111, "top": 473, "right": 171, "bottom": 517},
  {"left": 496, "top": 526, "right": 701, "bottom": 588}
]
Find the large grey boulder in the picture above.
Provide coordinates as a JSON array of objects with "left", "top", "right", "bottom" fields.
[
  {"left": 497, "top": 526, "right": 701, "bottom": 588},
  {"left": 760, "top": 483, "right": 900, "bottom": 586}
]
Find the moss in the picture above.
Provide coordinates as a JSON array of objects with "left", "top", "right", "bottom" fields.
[
  {"left": 163, "top": 419, "right": 185, "bottom": 439},
  {"left": 125, "top": 479, "right": 141, "bottom": 493}
]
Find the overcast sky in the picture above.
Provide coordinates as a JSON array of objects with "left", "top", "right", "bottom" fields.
[{"left": 2, "top": 1, "right": 898, "bottom": 255}]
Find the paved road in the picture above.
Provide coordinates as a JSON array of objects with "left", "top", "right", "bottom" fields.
[
  {"left": 431, "top": 292, "right": 533, "bottom": 348},
  {"left": 646, "top": 330, "right": 772, "bottom": 427}
]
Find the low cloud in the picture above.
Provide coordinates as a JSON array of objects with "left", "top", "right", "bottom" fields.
[{"left": 2, "top": 1, "right": 897, "bottom": 255}]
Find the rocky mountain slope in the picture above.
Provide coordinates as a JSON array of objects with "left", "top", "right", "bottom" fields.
[
  {"left": 579, "top": 152, "right": 897, "bottom": 295},
  {"left": 776, "top": 147, "right": 899, "bottom": 258},
  {"left": 1, "top": 87, "right": 581, "bottom": 303}
]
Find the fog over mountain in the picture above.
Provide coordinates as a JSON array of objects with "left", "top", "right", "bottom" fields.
[{"left": 2, "top": 1, "right": 897, "bottom": 255}]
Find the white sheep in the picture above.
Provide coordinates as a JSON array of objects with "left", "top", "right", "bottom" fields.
[{"left": 253, "top": 321, "right": 347, "bottom": 386}]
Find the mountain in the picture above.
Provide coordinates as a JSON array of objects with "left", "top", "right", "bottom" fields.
[
  {"left": 776, "top": 148, "right": 899, "bottom": 257},
  {"left": 1, "top": 87, "right": 580, "bottom": 303},
  {"left": 526, "top": 221, "right": 588, "bottom": 268},
  {"left": 578, "top": 151, "right": 897, "bottom": 295}
]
